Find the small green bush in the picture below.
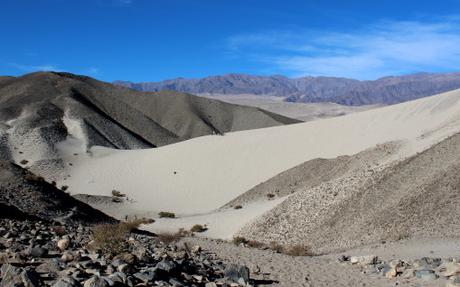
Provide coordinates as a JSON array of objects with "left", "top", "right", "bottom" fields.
[
  {"left": 190, "top": 224, "right": 207, "bottom": 233},
  {"left": 158, "top": 211, "right": 175, "bottom": 218}
]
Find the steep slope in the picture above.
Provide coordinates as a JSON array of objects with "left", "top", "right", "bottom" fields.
[
  {"left": 115, "top": 72, "right": 460, "bottom": 106},
  {"left": 60, "top": 89, "right": 460, "bottom": 222},
  {"left": 0, "top": 160, "right": 115, "bottom": 223},
  {"left": 0, "top": 72, "right": 299, "bottom": 172},
  {"left": 239, "top": 131, "right": 460, "bottom": 254}
]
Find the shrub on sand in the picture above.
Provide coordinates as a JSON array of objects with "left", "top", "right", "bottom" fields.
[
  {"left": 111, "top": 190, "right": 126, "bottom": 197},
  {"left": 190, "top": 224, "right": 207, "bottom": 233},
  {"left": 283, "top": 244, "right": 313, "bottom": 256},
  {"left": 158, "top": 211, "right": 176, "bottom": 218}
]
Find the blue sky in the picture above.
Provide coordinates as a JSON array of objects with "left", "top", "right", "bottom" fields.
[{"left": 1, "top": 0, "right": 460, "bottom": 81}]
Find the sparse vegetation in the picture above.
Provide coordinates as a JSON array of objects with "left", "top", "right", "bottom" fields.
[
  {"left": 158, "top": 211, "right": 176, "bottom": 218},
  {"left": 25, "top": 174, "right": 45, "bottom": 182},
  {"left": 266, "top": 193, "right": 275, "bottom": 199},
  {"left": 61, "top": 185, "right": 69, "bottom": 191},
  {"left": 112, "top": 189, "right": 126, "bottom": 197},
  {"left": 190, "top": 224, "right": 207, "bottom": 233},
  {"left": 157, "top": 229, "right": 188, "bottom": 244},
  {"left": 20, "top": 159, "right": 29, "bottom": 165},
  {"left": 269, "top": 241, "right": 283, "bottom": 253},
  {"left": 232, "top": 236, "right": 248, "bottom": 245},
  {"left": 91, "top": 218, "right": 154, "bottom": 256},
  {"left": 233, "top": 205, "right": 243, "bottom": 209},
  {"left": 283, "top": 244, "right": 313, "bottom": 256},
  {"left": 91, "top": 223, "right": 129, "bottom": 256},
  {"left": 246, "top": 240, "right": 265, "bottom": 249}
]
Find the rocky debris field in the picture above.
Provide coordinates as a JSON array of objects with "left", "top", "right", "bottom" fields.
[
  {"left": 341, "top": 255, "right": 460, "bottom": 286},
  {"left": 0, "top": 219, "right": 253, "bottom": 287}
]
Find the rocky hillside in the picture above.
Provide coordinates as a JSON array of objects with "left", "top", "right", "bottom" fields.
[
  {"left": 0, "top": 72, "right": 299, "bottom": 172},
  {"left": 239, "top": 131, "right": 460, "bottom": 253},
  {"left": 0, "top": 160, "right": 115, "bottom": 223},
  {"left": 115, "top": 72, "right": 460, "bottom": 106}
]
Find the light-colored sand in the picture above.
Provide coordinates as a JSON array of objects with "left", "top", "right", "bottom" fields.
[
  {"left": 152, "top": 198, "right": 285, "bottom": 239},
  {"left": 52, "top": 89, "right": 460, "bottom": 239},
  {"left": 201, "top": 94, "right": 378, "bottom": 121}
]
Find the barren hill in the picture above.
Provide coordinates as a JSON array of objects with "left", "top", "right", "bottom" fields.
[
  {"left": 0, "top": 72, "right": 299, "bottom": 172},
  {"left": 0, "top": 160, "right": 114, "bottom": 223}
]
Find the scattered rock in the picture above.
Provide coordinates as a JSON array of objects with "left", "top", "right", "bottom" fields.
[
  {"left": 30, "top": 246, "right": 48, "bottom": 258},
  {"left": 350, "top": 255, "right": 379, "bottom": 265},
  {"left": 441, "top": 262, "right": 460, "bottom": 277},
  {"left": 52, "top": 276, "right": 81, "bottom": 287},
  {"left": 224, "top": 264, "right": 250, "bottom": 285},
  {"left": 415, "top": 269, "right": 438, "bottom": 281},
  {"left": 83, "top": 275, "right": 109, "bottom": 287},
  {"left": 58, "top": 238, "right": 71, "bottom": 251}
]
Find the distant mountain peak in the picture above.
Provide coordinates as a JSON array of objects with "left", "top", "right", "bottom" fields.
[{"left": 114, "top": 72, "right": 460, "bottom": 106}]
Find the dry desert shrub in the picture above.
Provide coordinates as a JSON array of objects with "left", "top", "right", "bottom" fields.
[
  {"left": 283, "top": 244, "right": 313, "bottom": 256},
  {"left": 246, "top": 240, "right": 265, "bottom": 249},
  {"left": 91, "top": 218, "right": 154, "bottom": 256},
  {"left": 92, "top": 223, "right": 129, "bottom": 256},
  {"left": 111, "top": 190, "right": 126, "bottom": 197},
  {"left": 190, "top": 224, "right": 207, "bottom": 233},
  {"left": 269, "top": 241, "right": 283, "bottom": 253},
  {"left": 232, "top": 236, "right": 248, "bottom": 245},
  {"left": 233, "top": 205, "right": 243, "bottom": 209},
  {"left": 158, "top": 211, "right": 176, "bottom": 218},
  {"left": 25, "top": 173, "right": 45, "bottom": 182},
  {"left": 157, "top": 229, "right": 188, "bottom": 244}
]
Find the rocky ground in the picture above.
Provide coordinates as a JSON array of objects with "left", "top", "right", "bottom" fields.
[
  {"left": 186, "top": 237, "right": 460, "bottom": 287},
  {"left": 0, "top": 219, "right": 253, "bottom": 287}
]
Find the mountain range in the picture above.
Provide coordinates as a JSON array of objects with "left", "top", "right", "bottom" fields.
[{"left": 115, "top": 72, "right": 460, "bottom": 106}]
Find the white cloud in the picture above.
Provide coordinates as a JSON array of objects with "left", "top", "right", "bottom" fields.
[
  {"left": 226, "top": 19, "right": 460, "bottom": 79},
  {"left": 11, "top": 63, "right": 60, "bottom": 72}
]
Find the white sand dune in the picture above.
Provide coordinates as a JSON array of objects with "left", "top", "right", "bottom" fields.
[
  {"left": 201, "top": 94, "right": 378, "bottom": 121},
  {"left": 59, "top": 89, "right": 460, "bottom": 236}
]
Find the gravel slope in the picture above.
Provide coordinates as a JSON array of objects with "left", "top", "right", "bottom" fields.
[{"left": 239, "top": 132, "right": 460, "bottom": 254}]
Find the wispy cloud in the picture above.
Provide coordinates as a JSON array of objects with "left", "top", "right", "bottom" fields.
[
  {"left": 85, "top": 67, "right": 100, "bottom": 75},
  {"left": 11, "top": 63, "right": 60, "bottom": 72},
  {"left": 97, "top": 0, "right": 133, "bottom": 7},
  {"left": 225, "top": 18, "right": 460, "bottom": 79}
]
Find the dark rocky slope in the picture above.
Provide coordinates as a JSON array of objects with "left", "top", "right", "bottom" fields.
[{"left": 0, "top": 160, "right": 114, "bottom": 223}]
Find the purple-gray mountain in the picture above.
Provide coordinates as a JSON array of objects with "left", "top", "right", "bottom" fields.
[{"left": 114, "top": 72, "right": 460, "bottom": 106}]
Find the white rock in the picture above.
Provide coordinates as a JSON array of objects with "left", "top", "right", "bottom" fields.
[
  {"left": 57, "top": 238, "right": 70, "bottom": 251},
  {"left": 350, "top": 255, "right": 378, "bottom": 265},
  {"left": 441, "top": 263, "right": 460, "bottom": 277}
]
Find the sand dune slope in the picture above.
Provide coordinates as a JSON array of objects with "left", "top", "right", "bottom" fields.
[
  {"left": 240, "top": 131, "right": 460, "bottom": 253},
  {"left": 0, "top": 72, "right": 298, "bottom": 175},
  {"left": 62, "top": 89, "right": 460, "bottom": 219}
]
